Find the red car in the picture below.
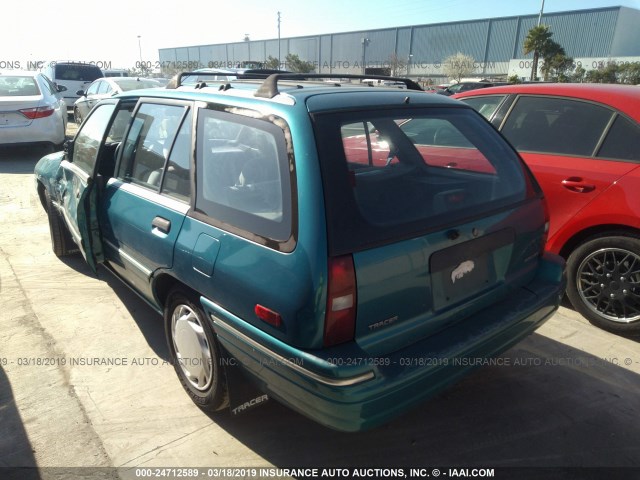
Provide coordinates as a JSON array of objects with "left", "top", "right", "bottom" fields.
[{"left": 455, "top": 83, "right": 640, "bottom": 334}]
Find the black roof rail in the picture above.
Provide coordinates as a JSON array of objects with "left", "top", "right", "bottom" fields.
[
  {"left": 254, "top": 73, "right": 424, "bottom": 99},
  {"left": 165, "top": 69, "right": 289, "bottom": 89}
]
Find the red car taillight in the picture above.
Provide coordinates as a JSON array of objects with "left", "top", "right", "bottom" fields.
[
  {"left": 324, "top": 255, "right": 357, "bottom": 347},
  {"left": 19, "top": 106, "right": 55, "bottom": 119}
]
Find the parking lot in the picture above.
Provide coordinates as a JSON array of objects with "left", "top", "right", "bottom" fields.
[{"left": 1, "top": 121, "right": 639, "bottom": 478}]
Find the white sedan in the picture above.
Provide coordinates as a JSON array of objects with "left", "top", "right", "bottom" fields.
[{"left": 0, "top": 71, "right": 68, "bottom": 150}]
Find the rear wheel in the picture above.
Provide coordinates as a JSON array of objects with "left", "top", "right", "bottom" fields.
[
  {"left": 44, "top": 190, "right": 76, "bottom": 257},
  {"left": 165, "top": 288, "right": 229, "bottom": 411},
  {"left": 566, "top": 234, "right": 640, "bottom": 333}
]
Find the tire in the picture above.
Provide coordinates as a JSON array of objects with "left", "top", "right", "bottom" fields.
[
  {"left": 566, "top": 234, "right": 640, "bottom": 334},
  {"left": 165, "top": 288, "right": 229, "bottom": 411},
  {"left": 44, "top": 190, "right": 77, "bottom": 257}
]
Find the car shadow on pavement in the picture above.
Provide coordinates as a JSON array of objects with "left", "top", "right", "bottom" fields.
[
  {"left": 205, "top": 333, "right": 640, "bottom": 471},
  {"left": 0, "top": 152, "right": 41, "bottom": 174},
  {"left": 58, "top": 255, "right": 169, "bottom": 361},
  {"left": 560, "top": 296, "right": 640, "bottom": 344},
  {"left": 0, "top": 366, "right": 41, "bottom": 480}
]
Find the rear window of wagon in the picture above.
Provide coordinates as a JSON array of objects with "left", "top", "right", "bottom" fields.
[{"left": 312, "top": 106, "right": 536, "bottom": 255}]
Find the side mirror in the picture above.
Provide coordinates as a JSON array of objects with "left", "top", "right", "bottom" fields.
[
  {"left": 75, "top": 89, "right": 86, "bottom": 96},
  {"left": 56, "top": 84, "right": 67, "bottom": 93}
]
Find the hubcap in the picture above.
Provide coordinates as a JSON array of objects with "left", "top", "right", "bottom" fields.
[
  {"left": 577, "top": 247, "right": 640, "bottom": 323},
  {"left": 171, "top": 304, "right": 213, "bottom": 390}
]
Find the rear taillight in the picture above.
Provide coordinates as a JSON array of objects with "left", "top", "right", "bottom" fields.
[
  {"left": 324, "top": 255, "right": 357, "bottom": 347},
  {"left": 19, "top": 106, "right": 55, "bottom": 119}
]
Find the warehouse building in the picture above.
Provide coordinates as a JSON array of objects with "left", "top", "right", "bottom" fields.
[{"left": 158, "top": 6, "right": 640, "bottom": 82}]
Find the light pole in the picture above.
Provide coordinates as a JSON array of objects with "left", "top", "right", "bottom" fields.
[
  {"left": 537, "top": 0, "right": 545, "bottom": 26},
  {"left": 137, "top": 35, "right": 142, "bottom": 65},
  {"left": 361, "top": 38, "right": 370, "bottom": 75},
  {"left": 278, "top": 11, "right": 281, "bottom": 68}
]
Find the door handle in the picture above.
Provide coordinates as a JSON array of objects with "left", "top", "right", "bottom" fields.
[
  {"left": 561, "top": 177, "right": 595, "bottom": 193},
  {"left": 152, "top": 216, "right": 171, "bottom": 234}
]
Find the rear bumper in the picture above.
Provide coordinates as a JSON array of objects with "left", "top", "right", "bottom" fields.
[
  {"left": 0, "top": 116, "right": 65, "bottom": 146},
  {"left": 204, "top": 253, "right": 565, "bottom": 432}
]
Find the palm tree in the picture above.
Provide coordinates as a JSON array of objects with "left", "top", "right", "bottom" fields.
[{"left": 523, "top": 25, "right": 553, "bottom": 81}]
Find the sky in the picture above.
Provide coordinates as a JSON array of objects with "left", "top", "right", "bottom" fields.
[{"left": 3, "top": 0, "right": 640, "bottom": 71}]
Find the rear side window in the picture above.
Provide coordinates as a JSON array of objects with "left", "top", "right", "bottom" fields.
[
  {"left": 118, "top": 103, "right": 189, "bottom": 190},
  {"left": 86, "top": 82, "right": 100, "bottom": 95},
  {"left": 597, "top": 115, "right": 640, "bottom": 162},
  {"left": 314, "top": 107, "right": 534, "bottom": 254},
  {"left": 54, "top": 64, "right": 103, "bottom": 82},
  {"left": 501, "top": 96, "right": 613, "bottom": 156},
  {"left": 194, "top": 109, "right": 293, "bottom": 246},
  {"left": 460, "top": 95, "right": 506, "bottom": 120}
]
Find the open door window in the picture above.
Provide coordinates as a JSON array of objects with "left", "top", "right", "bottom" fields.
[{"left": 60, "top": 99, "right": 120, "bottom": 272}]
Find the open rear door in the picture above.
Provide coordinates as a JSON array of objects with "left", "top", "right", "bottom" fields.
[{"left": 59, "top": 100, "right": 120, "bottom": 272}]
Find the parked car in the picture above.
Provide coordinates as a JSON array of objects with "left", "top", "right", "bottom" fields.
[
  {"left": 41, "top": 61, "right": 103, "bottom": 111},
  {"left": 0, "top": 70, "right": 67, "bottom": 150},
  {"left": 73, "top": 77, "right": 162, "bottom": 124},
  {"left": 103, "top": 69, "right": 128, "bottom": 78},
  {"left": 455, "top": 83, "right": 640, "bottom": 333},
  {"left": 34, "top": 73, "right": 564, "bottom": 431},
  {"left": 437, "top": 81, "right": 506, "bottom": 96}
]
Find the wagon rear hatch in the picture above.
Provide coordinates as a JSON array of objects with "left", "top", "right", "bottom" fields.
[{"left": 312, "top": 103, "right": 547, "bottom": 354}]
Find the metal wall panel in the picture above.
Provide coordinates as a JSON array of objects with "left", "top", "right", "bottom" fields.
[
  {"left": 412, "top": 20, "right": 489, "bottom": 63},
  {"left": 265, "top": 39, "right": 287, "bottom": 62},
  {"left": 396, "top": 28, "right": 412, "bottom": 60},
  {"left": 158, "top": 7, "right": 636, "bottom": 78},
  {"left": 319, "top": 35, "right": 332, "bottom": 72},
  {"left": 289, "top": 37, "right": 319, "bottom": 65},
  {"left": 361, "top": 29, "right": 397, "bottom": 64},
  {"left": 608, "top": 6, "right": 640, "bottom": 56},
  {"left": 515, "top": 9, "right": 617, "bottom": 59},
  {"left": 485, "top": 18, "right": 519, "bottom": 62}
]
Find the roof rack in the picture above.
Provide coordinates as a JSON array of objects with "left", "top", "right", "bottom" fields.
[
  {"left": 166, "top": 71, "right": 423, "bottom": 97},
  {"left": 254, "top": 74, "right": 423, "bottom": 98},
  {"left": 165, "top": 69, "right": 286, "bottom": 89}
]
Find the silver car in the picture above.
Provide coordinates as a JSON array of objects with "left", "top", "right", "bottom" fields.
[
  {"left": 73, "top": 77, "right": 162, "bottom": 124},
  {"left": 0, "top": 71, "right": 68, "bottom": 150}
]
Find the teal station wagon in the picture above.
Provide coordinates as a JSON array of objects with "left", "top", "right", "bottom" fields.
[{"left": 35, "top": 73, "right": 565, "bottom": 431}]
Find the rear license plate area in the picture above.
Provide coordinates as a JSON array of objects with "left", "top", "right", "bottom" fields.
[{"left": 430, "top": 228, "right": 514, "bottom": 310}]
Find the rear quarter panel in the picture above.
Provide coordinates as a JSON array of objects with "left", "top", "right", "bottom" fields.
[{"left": 546, "top": 164, "right": 640, "bottom": 254}]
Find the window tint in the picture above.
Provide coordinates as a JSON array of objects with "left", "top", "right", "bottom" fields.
[
  {"left": 597, "top": 115, "right": 640, "bottom": 162},
  {"left": 98, "top": 81, "right": 112, "bottom": 94},
  {"left": 502, "top": 96, "right": 613, "bottom": 156},
  {"left": 315, "top": 107, "right": 532, "bottom": 254},
  {"left": 86, "top": 82, "right": 100, "bottom": 95},
  {"left": 118, "top": 103, "right": 187, "bottom": 190},
  {"left": 196, "top": 109, "right": 292, "bottom": 243},
  {"left": 73, "top": 103, "right": 116, "bottom": 174},
  {"left": 161, "top": 111, "right": 193, "bottom": 202},
  {"left": 55, "top": 64, "right": 103, "bottom": 82},
  {"left": 41, "top": 75, "right": 58, "bottom": 96},
  {"left": 460, "top": 95, "right": 506, "bottom": 120},
  {"left": 106, "top": 107, "right": 133, "bottom": 143}
]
